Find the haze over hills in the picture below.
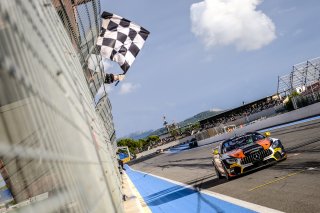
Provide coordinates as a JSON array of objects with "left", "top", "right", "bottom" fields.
[
  {"left": 178, "top": 109, "right": 224, "bottom": 127},
  {"left": 121, "top": 109, "right": 223, "bottom": 140},
  {"left": 122, "top": 130, "right": 154, "bottom": 140}
]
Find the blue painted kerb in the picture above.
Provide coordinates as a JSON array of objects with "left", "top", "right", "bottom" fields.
[{"left": 125, "top": 165, "right": 256, "bottom": 213}]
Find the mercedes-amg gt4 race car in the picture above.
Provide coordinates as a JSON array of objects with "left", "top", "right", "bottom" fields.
[{"left": 212, "top": 132, "right": 286, "bottom": 180}]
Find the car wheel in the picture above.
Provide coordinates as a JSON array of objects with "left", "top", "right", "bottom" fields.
[
  {"left": 225, "top": 173, "right": 231, "bottom": 181},
  {"left": 280, "top": 154, "right": 287, "bottom": 161}
]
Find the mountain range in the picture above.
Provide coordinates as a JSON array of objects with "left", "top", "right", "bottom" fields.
[
  {"left": 122, "top": 109, "right": 223, "bottom": 140},
  {"left": 122, "top": 130, "right": 154, "bottom": 140}
]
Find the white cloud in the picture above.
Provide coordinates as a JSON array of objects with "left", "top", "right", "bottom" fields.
[
  {"left": 210, "top": 107, "right": 222, "bottom": 112},
  {"left": 190, "top": 0, "right": 276, "bottom": 51},
  {"left": 119, "top": 82, "right": 140, "bottom": 95},
  {"left": 276, "top": 6, "right": 296, "bottom": 14}
]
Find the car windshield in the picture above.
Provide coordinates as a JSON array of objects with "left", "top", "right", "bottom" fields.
[{"left": 221, "top": 133, "right": 265, "bottom": 153}]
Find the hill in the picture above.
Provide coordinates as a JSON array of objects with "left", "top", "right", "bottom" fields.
[
  {"left": 121, "top": 130, "right": 154, "bottom": 140},
  {"left": 151, "top": 109, "right": 223, "bottom": 136},
  {"left": 178, "top": 110, "right": 223, "bottom": 127}
]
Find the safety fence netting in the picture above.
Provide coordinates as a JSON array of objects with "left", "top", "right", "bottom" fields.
[{"left": 0, "top": 0, "right": 122, "bottom": 212}]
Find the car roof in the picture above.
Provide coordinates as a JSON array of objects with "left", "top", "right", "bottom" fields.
[{"left": 223, "top": 132, "right": 260, "bottom": 142}]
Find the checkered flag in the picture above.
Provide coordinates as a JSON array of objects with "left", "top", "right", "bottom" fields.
[{"left": 97, "top": 11, "right": 150, "bottom": 73}]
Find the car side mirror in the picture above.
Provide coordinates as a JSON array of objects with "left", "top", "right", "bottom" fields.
[
  {"left": 264, "top": 131, "right": 271, "bottom": 137},
  {"left": 213, "top": 149, "right": 219, "bottom": 155}
]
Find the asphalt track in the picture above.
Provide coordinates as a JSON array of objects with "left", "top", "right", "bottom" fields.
[{"left": 132, "top": 119, "right": 320, "bottom": 213}]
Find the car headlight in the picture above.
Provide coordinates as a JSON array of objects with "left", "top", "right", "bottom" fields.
[
  {"left": 225, "top": 158, "right": 237, "bottom": 164},
  {"left": 272, "top": 140, "right": 279, "bottom": 148}
]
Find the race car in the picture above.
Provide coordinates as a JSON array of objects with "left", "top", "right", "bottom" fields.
[
  {"left": 188, "top": 138, "right": 198, "bottom": 148},
  {"left": 212, "top": 132, "right": 286, "bottom": 180}
]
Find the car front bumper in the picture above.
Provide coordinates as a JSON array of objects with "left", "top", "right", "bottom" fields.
[{"left": 226, "top": 147, "right": 287, "bottom": 177}]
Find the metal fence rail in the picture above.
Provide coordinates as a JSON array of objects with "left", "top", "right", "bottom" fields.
[
  {"left": 0, "top": 0, "right": 123, "bottom": 212},
  {"left": 277, "top": 57, "right": 320, "bottom": 96}
]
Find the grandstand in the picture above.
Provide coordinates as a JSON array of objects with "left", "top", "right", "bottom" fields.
[{"left": 199, "top": 95, "right": 282, "bottom": 129}]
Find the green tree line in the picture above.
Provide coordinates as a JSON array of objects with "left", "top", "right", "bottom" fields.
[{"left": 117, "top": 135, "right": 160, "bottom": 156}]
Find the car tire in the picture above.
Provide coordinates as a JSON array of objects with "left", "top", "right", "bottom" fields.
[
  {"left": 225, "top": 173, "right": 231, "bottom": 181},
  {"left": 280, "top": 154, "right": 287, "bottom": 161}
]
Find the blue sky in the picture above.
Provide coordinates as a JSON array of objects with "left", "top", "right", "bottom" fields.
[{"left": 100, "top": 0, "right": 320, "bottom": 137}]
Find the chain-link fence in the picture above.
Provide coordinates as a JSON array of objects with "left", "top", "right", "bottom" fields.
[
  {"left": 277, "top": 57, "right": 320, "bottom": 109},
  {"left": 0, "top": 0, "right": 123, "bottom": 212},
  {"left": 277, "top": 57, "right": 320, "bottom": 97}
]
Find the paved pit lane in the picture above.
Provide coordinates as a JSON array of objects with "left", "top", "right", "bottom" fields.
[{"left": 132, "top": 119, "right": 320, "bottom": 213}]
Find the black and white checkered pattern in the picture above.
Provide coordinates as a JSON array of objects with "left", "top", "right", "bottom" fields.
[{"left": 97, "top": 11, "right": 150, "bottom": 73}]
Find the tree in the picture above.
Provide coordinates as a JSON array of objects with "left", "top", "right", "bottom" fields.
[
  {"left": 117, "top": 138, "right": 141, "bottom": 155},
  {"left": 285, "top": 91, "right": 300, "bottom": 111},
  {"left": 146, "top": 135, "right": 160, "bottom": 142},
  {"left": 143, "top": 135, "right": 160, "bottom": 148},
  {"left": 117, "top": 135, "right": 161, "bottom": 154},
  {"left": 191, "top": 122, "right": 200, "bottom": 130}
]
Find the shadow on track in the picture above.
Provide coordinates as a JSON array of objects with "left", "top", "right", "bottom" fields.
[
  {"left": 271, "top": 161, "right": 320, "bottom": 172},
  {"left": 168, "top": 157, "right": 211, "bottom": 163},
  {"left": 285, "top": 137, "right": 320, "bottom": 152},
  {"left": 144, "top": 178, "right": 226, "bottom": 213},
  {"left": 145, "top": 186, "right": 196, "bottom": 206},
  {"left": 270, "top": 120, "right": 320, "bottom": 137},
  {"left": 157, "top": 163, "right": 213, "bottom": 170}
]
